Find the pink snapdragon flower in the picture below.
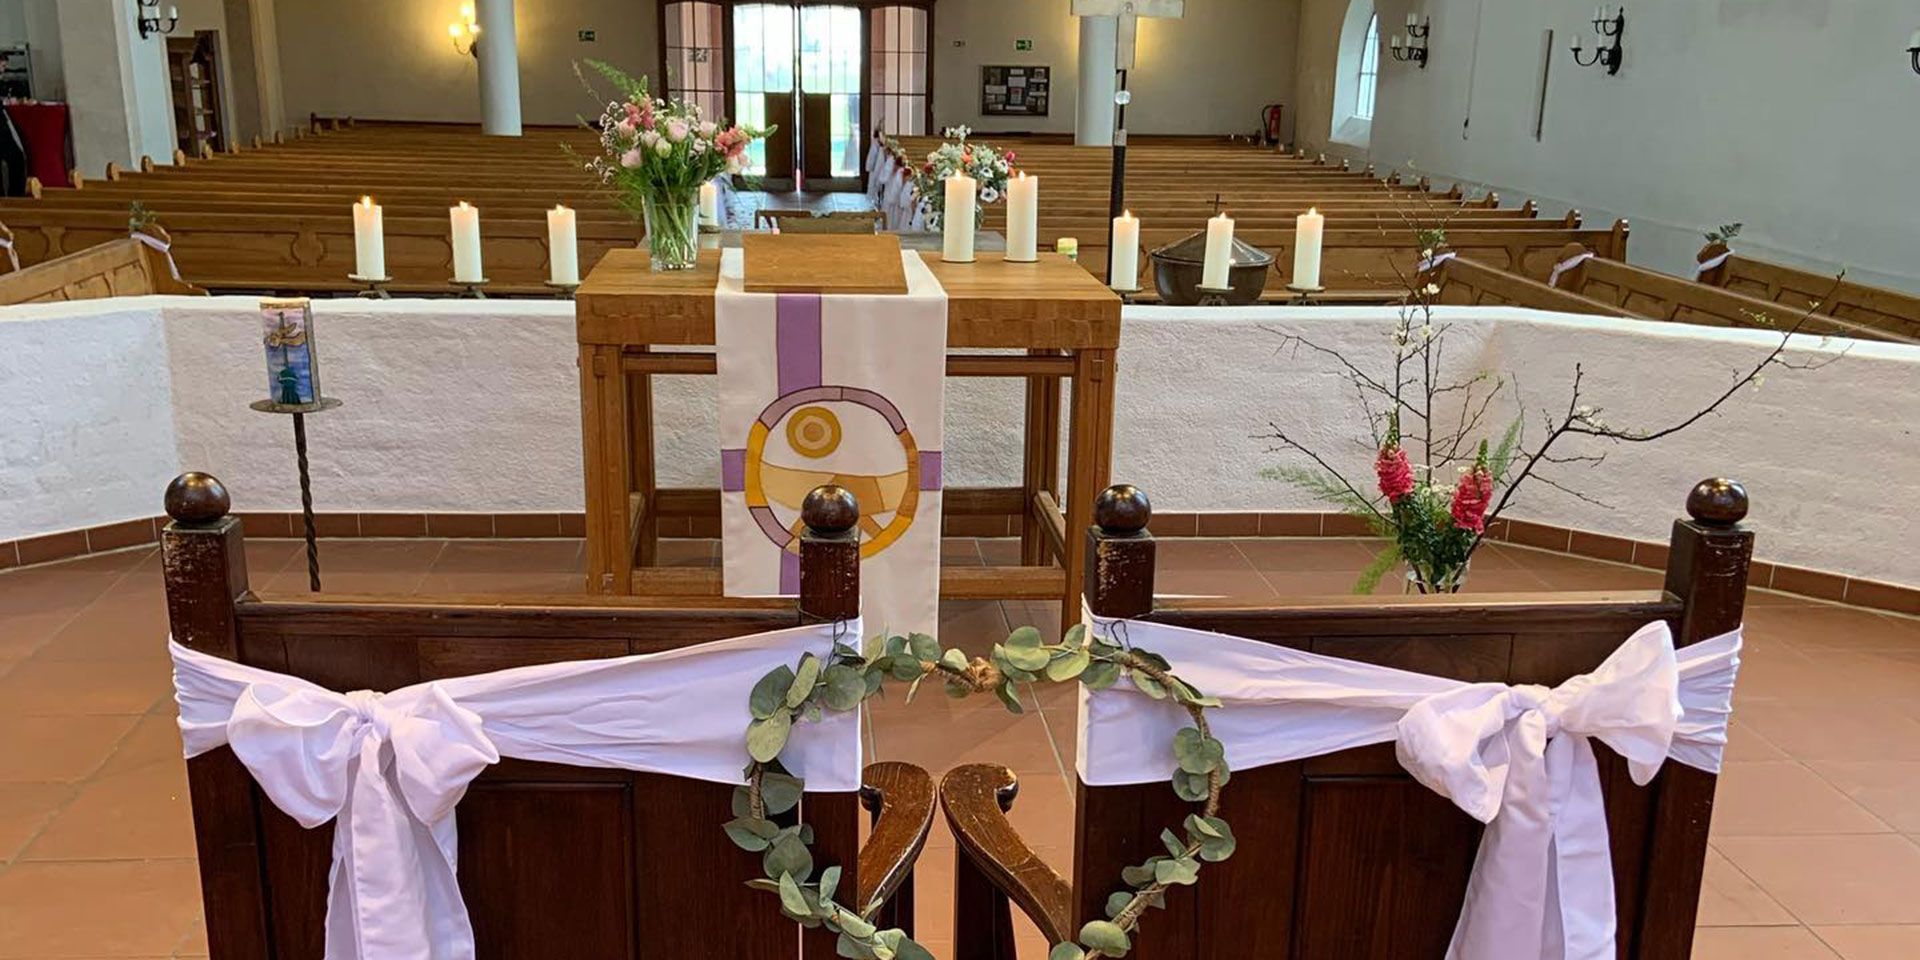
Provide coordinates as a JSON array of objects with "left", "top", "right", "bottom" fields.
[
  {"left": 1450, "top": 459, "right": 1494, "bottom": 534},
  {"left": 1375, "top": 443, "right": 1415, "bottom": 502},
  {"left": 715, "top": 126, "right": 750, "bottom": 158}
]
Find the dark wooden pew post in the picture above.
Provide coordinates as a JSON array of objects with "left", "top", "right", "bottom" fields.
[
  {"left": 160, "top": 472, "right": 274, "bottom": 958},
  {"left": 1636, "top": 478, "right": 1753, "bottom": 958},
  {"left": 1083, "top": 483, "right": 1156, "bottom": 619}
]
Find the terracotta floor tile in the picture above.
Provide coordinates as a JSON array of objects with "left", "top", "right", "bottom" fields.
[
  {"left": 1697, "top": 847, "right": 1796, "bottom": 926},
  {"left": 1737, "top": 701, "right": 1920, "bottom": 762},
  {"left": 652, "top": 538, "right": 717, "bottom": 568},
  {"left": 1751, "top": 604, "right": 1920, "bottom": 654},
  {"left": 1808, "top": 762, "right": 1920, "bottom": 834},
  {"left": 1716, "top": 835, "right": 1920, "bottom": 925},
  {"left": 1723, "top": 720, "right": 1792, "bottom": 763},
  {"left": 0, "top": 858, "right": 204, "bottom": 958},
  {"left": 256, "top": 538, "right": 447, "bottom": 594},
  {"left": 0, "top": 714, "right": 142, "bottom": 780},
  {"left": 0, "top": 782, "right": 69, "bottom": 864},
  {"left": 976, "top": 538, "right": 1021, "bottom": 566},
  {"left": 32, "top": 584, "right": 171, "bottom": 664},
  {"left": 1689, "top": 926, "right": 1839, "bottom": 959},
  {"left": 23, "top": 754, "right": 194, "bottom": 861},
  {"left": 416, "top": 539, "right": 585, "bottom": 594},
  {"left": 940, "top": 538, "right": 984, "bottom": 567},
  {"left": 1711, "top": 762, "right": 1892, "bottom": 837},
  {"left": 0, "top": 658, "right": 171, "bottom": 716},
  {"left": 1811, "top": 925, "right": 1920, "bottom": 960},
  {"left": 1148, "top": 539, "right": 1274, "bottom": 598},
  {"left": 1231, "top": 537, "right": 1379, "bottom": 575}
]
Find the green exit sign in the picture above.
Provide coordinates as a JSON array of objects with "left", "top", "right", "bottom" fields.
[{"left": 1015, "top": 39, "right": 1034, "bottom": 51}]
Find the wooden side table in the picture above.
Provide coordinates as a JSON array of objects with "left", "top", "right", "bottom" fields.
[{"left": 575, "top": 247, "right": 1122, "bottom": 635}]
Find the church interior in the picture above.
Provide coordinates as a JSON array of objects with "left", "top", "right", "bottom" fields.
[{"left": 0, "top": 1, "right": 1916, "bottom": 958}]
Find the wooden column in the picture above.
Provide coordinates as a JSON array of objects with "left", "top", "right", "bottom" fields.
[
  {"left": 1020, "top": 353, "right": 1063, "bottom": 566},
  {"left": 1061, "top": 348, "right": 1119, "bottom": 634},
  {"left": 159, "top": 472, "right": 273, "bottom": 959},
  {"left": 579, "top": 344, "right": 633, "bottom": 593},
  {"left": 1637, "top": 477, "right": 1753, "bottom": 958},
  {"left": 798, "top": 484, "right": 863, "bottom": 959}
]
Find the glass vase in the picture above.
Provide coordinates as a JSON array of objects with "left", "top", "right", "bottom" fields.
[
  {"left": 642, "top": 187, "right": 701, "bottom": 271},
  {"left": 1405, "top": 559, "right": 1471, "bottom": 595}
]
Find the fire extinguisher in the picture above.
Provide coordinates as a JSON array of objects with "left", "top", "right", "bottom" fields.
[{"left": 1261, "top": 104, "right": 1285, "bottom": 147}]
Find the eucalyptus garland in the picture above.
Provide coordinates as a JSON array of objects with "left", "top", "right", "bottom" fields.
[{"left": 726, "top": 622, "right": 1233, "bottom": 960}]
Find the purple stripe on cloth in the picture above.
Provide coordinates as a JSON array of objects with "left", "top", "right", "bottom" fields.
[
  {"left": 841, "top": 386, "right": 908, "bottom": 432},
  {"left": 776, "top": 295, "right": 823, "bottom": 394},
  {"left": 779, "top": 550, "right": 801, "bottom": 595},
  {"left": 720, "top": 449, "right": 747, "bottom": 491},
  {"left": 918, "top": 451, "right": 943, "bottom": 490}
]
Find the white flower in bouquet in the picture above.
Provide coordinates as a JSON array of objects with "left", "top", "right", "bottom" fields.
[
  {"left": 980, "top": 186, "right": 1000, "bottom": 204},
  {"left": 620, "top": 147, "right": 644, "bottom": 169},
  {"left": 666, "top": 119, "right": 689, "bottom": 142},
  {"left": 653, "top": 138, "right": 672, "bottom": 157},
  {"left": 698, "top": 120, "right": 717, "bottom": 138}
]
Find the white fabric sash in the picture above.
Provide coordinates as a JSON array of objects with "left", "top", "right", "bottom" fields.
[
  {"left": 1077, "top": 615, "right": 1741, "bottom": 960},
  {"left": 172, "top": 619, "right": 862, "bottom": 960},
  {"left": 131, "top": 230, "right": 182, "bottom": 280},
  {"left": 1694, "top": 250, "right": 1732, "bottom": 278},
  {"left": 0, "top": 235, "right": 16, "bottom": 273},
  {"left": 1548, "top": 251, "right": 1595, "bottom": 289},
  {"left": 1418, "top": 251, "right": 1458, "bottom": 273}
]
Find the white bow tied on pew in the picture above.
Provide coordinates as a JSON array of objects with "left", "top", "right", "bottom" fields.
[
  {"left": 171, "top": 619, "right": 863, "bottom": 960},
  {"left": 1077, "top": 616, "right": 1741, "bottom": 960}
]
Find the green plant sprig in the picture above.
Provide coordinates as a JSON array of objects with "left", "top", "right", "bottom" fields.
[{"left": 729, "top": 622, "right": 1232, "bottom": 960}]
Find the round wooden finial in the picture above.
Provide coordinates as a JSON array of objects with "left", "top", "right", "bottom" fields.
[
  {"left": 802, "top": 484, "right": 859, "bottom": 535},
  {"left": 1687, "top": 478, "right": 1748, "bottom": 527},
  {"left": 1094, "top": 484, "right": 1151, "bottom": 534},
  {"left": 165, "top": 472, "right": 231, "bottom": 525}
]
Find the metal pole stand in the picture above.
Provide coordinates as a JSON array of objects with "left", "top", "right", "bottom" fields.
[
  {"left": 452, "top": 279, "right": 491, "bottom": 299},
  {"left": 348, "top": 274, "right": 392, "bottom": 299},
  {"left": 1195, "top": 284, "right": 1234, "bottom": 307},
  {"left": 248, "top": 397, "right": 343, "bottom": 591},
  {"left": 1284, "top": 283, "right": 1327, "bottom": 306}
]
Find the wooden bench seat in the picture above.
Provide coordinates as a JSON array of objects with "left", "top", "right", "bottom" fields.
[{"left": 1696, "top": 241, "right": 1920, "bottom": 343}]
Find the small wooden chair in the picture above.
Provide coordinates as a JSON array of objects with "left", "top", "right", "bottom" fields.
[
  {"left": 163, "top": 474, "right": 934, "bottom": 959},
  {"left": 941, "top": 480, "right": 1753, "bottom": 959},
  {"left": 755, "top": 208, "right": 818, "bottom": 231}
]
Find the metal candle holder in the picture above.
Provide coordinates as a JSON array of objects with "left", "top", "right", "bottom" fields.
[
  {"left": 1194, "top": 283, "right": 1235, "bottom": 307},
  {"left": 1572, "top": 7, "right": 1625, "bottom": 76},
  {"left": 1285, "top": 283, "right": 1326, "bottom": 306},
  {"left": 248, "top": 396, "right": 343, "bottom": 591},
  {"left": 545, "top": 281, "right": 581, "bottom": 300},
  {"left": 348, "top": 274, "right": 392, "bottom": 299},
  {"left": 1390, "top": 17, "right": 1431, "bottom": 68},
  {"left": 452, "top": 279, "right": 490, "bottom": 299}
]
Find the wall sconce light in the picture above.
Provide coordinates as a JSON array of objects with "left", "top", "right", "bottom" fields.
[
  {"left": 1571, "top": 6, "right": 1624, "bottom": 75},
  {"left": 1908, "top": 28, "right": 1919, "bottom": 76},
  {"left": 136, "top": 0, "right": 179, "bottom": 39},
  {"left": 1389, "top": 13, "right": 1431, "bottom": 68},
  {"left": 449, "top": 3, "right": 481, "bottom": 57}
]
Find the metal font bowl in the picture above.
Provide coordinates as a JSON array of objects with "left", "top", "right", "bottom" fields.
[{"left": 1148, "top": 231, "right": 1275, "bottom": 305}]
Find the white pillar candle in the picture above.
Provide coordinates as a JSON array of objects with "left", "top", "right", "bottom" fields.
[
  {"left": 699, "top": 181, "right": 720, "bottom": 227},
  {"left": 1407, "top": 12, "right": 1418, "bottom": 27},
  {"left": 1292, "top": 207, "right": 1325, "bottom": 289},
  {"left": 546, "top": 205, "right": 579, "bottom": 285},
  {"left": 1200, "top": 211, "right": 1234, "bottom": 289},
  {"left": 943, "top": 173, "right": 977, "bottom": 263},
  {"left": 351, "top": 196, "right": 385, "bottom": 279},
  {"left": 450, "top": 201, "right": 484, "bottom": 282},
  {"left": 1005, "top": 172, "right": 1039, "bottom": 262},
  {"left": 1909, "top": 28, "right": 1920, "bottom": 48},
  {"left": 1392, "top": 34, "right": 1404, "bottom": 49},
  {"left": 1110, "top": 210, "right": 1140, "bottom": 290}
]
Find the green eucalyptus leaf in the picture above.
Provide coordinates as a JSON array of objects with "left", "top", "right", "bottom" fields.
[
  {"left": 1161, "top": 828, "right": 1187, "bottom": 858},
  {"left": 1185, "top": 813, "right": 1220, "bottom": 839},
  {"left": 750, "top": 665, "right": 796, "bottom": 720},
  {"left": 1131, "top": 670, "right": 1167, "bottom": 699},
  {"left": 1105, "top": 890, "right": 1133, "bottom": 919},
  {"left": 761, "top": 771, "right": 803, "bottom": 815},
  {"left": 778, "top": 872, "right": 810, "bottom": 915},
  {"left": 1050, "top": 943, "right": 1088, "bottom": 960},
  {"left": 746, "top": 877, "right": 783, "bottom": 893},
  {"left": 805, "top": 701, "right": 823, "bottom": 724},
  {"left": 837, "top": 932, "right": 879, "bottom": 959},
  {"left": 763, "top": 834, "right": 814, "bottom": 883},
  {"left": 747, "top": 710, "right": 793, "bottom": 763},
  {"left": 1082, "top": 660, "right": 1122, "bottom": 690},
  {"left": 724, "top": 816, "right": 779, "bottom": 851},
  {"left": 941, "top": 647, "right": 968, "bottom": 672},
  {"left": 909, "top": 632, "right": 939, "bottom": 663},
  {"left": 732, "top": 785, "right": 754, "bottom": 818},
  {"left": 864, "top": 668, "right": 885, "bottom": 696},
  {"left": 1006, "top": 625, "right": 1044, "bottom": 650},
  {"left": 1196, "top": 817, "right": 1237, "bottom": 862},
  {"left": 832, "top": 640, "right": 862, "bottom": 662},
  {"left": 888, "top": 656, "right": 924, "bottom": 681},
  {"left": 1062, "top": 622, "right": 1087, "bottom": 649},
  {"left": 891, "top": 938, "right": 935, "bottom": 960},
  {"left": 863, "top": 633, "right": 888, "bottom": 663},
  {"left": 1046, "top": 646, "right": 1091, "bottom": 682},
  {"left": 1078, "top": 919, "right": 1132, "bottom": 955},
  {"left": 1136, "top": 650, "right": 1172, "bottom": 672},
  {"left": 1171, "top": 770, "right": 1209, "bottom": 802},
  {"left": 1154, "top": 856, "right": 1200, "bottom": 886},
  {"left": 818, "top": 865, "right": 841, "bottom": 902},
  {"left": 1173, "top": 728, "right": 1225, "bottom": 775},
  {"left": 821, "top": 664, "right": 866, "bottom": 711},
  {"left": 995, "top": 681, "right": 1025, "bottom": 714},
  {"left": 839, "top": 911, "right": 877, "bottom": 938},
  {"left": 1005, "top": 643, "right": 1051, "bottom": 672},
  {"left": 788, "top": 654, "right": 823, "bottom": 708},
  {"left": 1120, "top": 859, "right": 1159, "bottom": 887}
]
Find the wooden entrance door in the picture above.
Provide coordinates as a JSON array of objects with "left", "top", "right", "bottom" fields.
[{"left": 167, "top": 32, "right": 225, "bottom": 156}]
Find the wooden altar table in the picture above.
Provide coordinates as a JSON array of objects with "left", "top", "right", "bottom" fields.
[{"left": 575, "top": 247, "right": 1122, "bottom": 634}]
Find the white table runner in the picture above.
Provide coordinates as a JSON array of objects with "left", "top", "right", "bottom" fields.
[{"left": 716, "top": 247, "right": 947, "bottom": 640}]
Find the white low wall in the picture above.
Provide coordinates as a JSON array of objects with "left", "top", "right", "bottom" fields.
[{"left": 3, "top": 297, "right": 1915, "bottom": 587}]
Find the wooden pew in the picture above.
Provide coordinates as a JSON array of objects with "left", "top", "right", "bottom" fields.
[
  {"left": 1696, "top": 241, "right": 1920, "bottom": 343},
  {"left": 160, "top": 475, "right": 934, "bottom": 959},
  {"left": 940, "top": 480, "right": 1751, "bottom": 959},
  {"left": 1551, "top": 243, "right": 1918, "bottom": 345},
  {"left": 1419, "top": 251, "right": 1627, "bottom": 316},
  {"left": 0, "top": 224, "right": 206, "bottom": 303}
]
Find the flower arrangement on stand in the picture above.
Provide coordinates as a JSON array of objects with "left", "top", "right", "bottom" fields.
[
  {"left": 910, "top": 126, "right": 1018, "bottom": 230},
  {"left": 573, "top": 60, "right": 768, "bottom": 271},
  {"left": 1264, "top": 216, "right": 1841, "bottom": 594}
]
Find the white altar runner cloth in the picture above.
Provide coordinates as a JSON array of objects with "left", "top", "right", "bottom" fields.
[
  {"left": 716, "top": 247, "right": 947, "bottom": 640},
  {"left": 171, "top": 619, "right": 862, "bottom": 960},
  {"left": 1076, "top": 615, "right": 1742, "bottom": 960}
]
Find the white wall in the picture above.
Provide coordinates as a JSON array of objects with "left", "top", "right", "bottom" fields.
[
  {"left": 55, "top": 0, "right": 175, "bottom": 173},
  {"left": 3, "top": 298, "right": 1914, "bottom": 591},
  {"left": 1297, "top": 0, "right": 1920, "bottom": 293},
  {"left": 275, "top": 0, "right": 658, "bottom": 127}
]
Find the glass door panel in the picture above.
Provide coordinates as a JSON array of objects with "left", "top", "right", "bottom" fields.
[
  {"left": 870, "top": 6, "right": 929, "bottom": 136},
  {"left": 733, "top": 3, "right": 796, "bottom": 177},
  {"left": 799, "top": 5, "right": 862, "bottom": 178}
]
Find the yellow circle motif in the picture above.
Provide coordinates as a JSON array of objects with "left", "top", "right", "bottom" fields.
[{"left": 785, "top": 406, "right": 843, "bottom": 459}]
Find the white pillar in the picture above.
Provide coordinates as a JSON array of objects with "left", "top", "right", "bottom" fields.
[
  {"left": 1075, "top": 15, "right": 1116, "bottom": 147},
  {"left": 475, "top": 0, "right": 522, "bottom": 136},
  {"left": 57, "top": 0, "right": 175, "bottom": 172}
]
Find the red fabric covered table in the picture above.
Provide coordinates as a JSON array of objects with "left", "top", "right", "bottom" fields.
[{"left": 5, "top": 102, "right": 69, "bottom": 187}]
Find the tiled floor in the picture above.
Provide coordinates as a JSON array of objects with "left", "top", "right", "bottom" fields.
[{"left": 1, "top": 535, "right": 1916, "bottom": 959}]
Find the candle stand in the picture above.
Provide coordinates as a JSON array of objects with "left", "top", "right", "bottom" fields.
[
  {"left": 452, "top": 279, "right": 490, "bottom": 299},
  {"left": 1285, "top": 283, "right": 1327, "bottom": 306},
  {"left": 1195, "top": 284, "right": 1235, "bottom": 307},
  {"left": 348, "top": 274, "right": 392, "bottom": 300},
  {"left": 545, "top": 281, "right": 581, "bottom": 300},
  {"left": 1109, "top": 283, "right": 1142, "bottom": 305},
  {"left": 248, "top": 397, "right": 343, "bottom": 591}
]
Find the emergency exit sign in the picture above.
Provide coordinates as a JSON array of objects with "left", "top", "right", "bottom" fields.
[{"left": 1015, "top": 39, "right": 1034, "bottom": 50}]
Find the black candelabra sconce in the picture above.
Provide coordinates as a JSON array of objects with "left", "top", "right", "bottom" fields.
[
  {"left": 136, "top": 0, "right": 179, "bottom": 39},
  {"left": 1389, "top": 14, "right": 1431, "bottom": 69},
  {"left": 1572, "top": 6, "right": 1624, "bottom": 75},
  {"left": 1908, "top": 28, "right": 1919, "bottom": 76}
]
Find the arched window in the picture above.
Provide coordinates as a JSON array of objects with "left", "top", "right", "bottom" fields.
[{"left": 1355, "top": 14, "right": 1380, "bottom": 121}]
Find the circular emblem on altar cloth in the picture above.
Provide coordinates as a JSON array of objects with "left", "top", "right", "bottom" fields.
[{"left": 744, "top": 385, "right": 920, "bottom": 559}]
